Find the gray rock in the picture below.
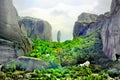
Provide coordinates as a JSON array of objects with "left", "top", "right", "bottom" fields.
[
  {"left": 57, "top": 30, "right": 61, "bottom": 42},
  {"left": 1, "top": 56, "right": 49, "bottom": 72},
  {"left": 73, "top": 13, "right": 99, "bottom": 39},
  {"left": 73, "top": 13, "right": 108, "bottom": 39},
  {"left": 78, "top": 13, "right": 98, "bottom": 23},
  {"left": 73, "top": 0, "right": 120, "bottom": 61},
  {"left": 0, "top": 0, "right": 32, "bottom": 64},
  {"left": 101, "top": 0, "right": 120, "bottom": 61},
  {"left": 19, "top": 17, "right": 52, "bottom": 41}
]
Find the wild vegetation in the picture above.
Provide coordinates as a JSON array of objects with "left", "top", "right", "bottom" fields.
[
  {"left": 27, "top": 30, "right": 102, "bottom": 68},
  {"left": 1, "top": 31, "right": 111, "bottom": 80}
]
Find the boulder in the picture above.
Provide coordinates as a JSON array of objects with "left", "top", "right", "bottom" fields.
[
  {"left": 0, "top": 0, "right": 32, "bottom": 64},
  {"left": 19, "top": 17, "right": 52, "bottom": 41},
  {"left": 1, "top": 56, "right": 49, "bottom": 72}
]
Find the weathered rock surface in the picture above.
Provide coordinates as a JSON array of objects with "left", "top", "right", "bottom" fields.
[
  {"left": 101, "top": 0, "right": 120, "bottom": 61},
  {"left": 78, "top": 13, "right": 98, "bottom": 23},
  {"left": 0, "top": 0, "right": 32, "bottom": 64},
  {"left": 19, "top": 17, "right": 52, "bottom": 41},
  {"left": 1, "top": 56, "right": 49, "bottom": 72},
  {"left": 73, "top": 0, "right": 120, "bottom": 61},
  {"left": 73, "top": 12, "right": 109, "bottom": 39},
  {"left": 73, "top": 13, "right": 99, "bottom": 39}
]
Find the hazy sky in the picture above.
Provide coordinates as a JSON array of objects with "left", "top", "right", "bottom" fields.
[{"left": 13, "top": 0, "right": 112, "bottom": 41}]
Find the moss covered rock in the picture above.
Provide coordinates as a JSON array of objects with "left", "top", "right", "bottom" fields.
[{"left": 1, "top": 56, "right": 49, "bottom": 72}]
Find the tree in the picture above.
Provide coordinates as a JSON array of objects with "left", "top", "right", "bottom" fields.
[{"left": 57, "top": 30, "right": 61, "bottom": 42}]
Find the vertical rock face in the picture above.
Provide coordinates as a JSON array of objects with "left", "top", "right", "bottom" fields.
[
  {"left": 0, "top": 0, "right": 32, "bottom": 64},
  {"left": 73, "top": 0, "right": 120, "bottom": 61},
  {"left": 19, "top": 17, "right": 52, "bottom": 41},
  {"left": 101, "top": 0, "right": 120, "bottom": 61}
]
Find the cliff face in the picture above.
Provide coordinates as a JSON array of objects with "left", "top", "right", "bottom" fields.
[
  {"left": 101, "top": 0, "right": 120, "bottom": 61},
  {"left": 73, "top": 0, "right": 120, "bottom": 61},
  {"left": 19, "top": 17, "right": 52, "bottom": 41},
  {"left": 0, "top": 0, "right": 32, "bottom": 64}
]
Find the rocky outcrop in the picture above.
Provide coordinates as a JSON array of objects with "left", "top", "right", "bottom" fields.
[
  {"left": 1, "top": 56, "right": 49, "bottom": 72},
  {"left": 73, "top": 13, "right": 98, "bottom": 39},
  {"left": 19, "top": 17, "right": 52, "bottom": 41},
  {"left": 73, "top": 0, "right": 120, "bottom": 61},
  {"left": 0, "top": 0, "right": 32, "bottom": 64},
  {"left": 73, "top": 12, "right": 110, "bottom": 39}
]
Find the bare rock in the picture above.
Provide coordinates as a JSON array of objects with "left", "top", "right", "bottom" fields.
[
  {"left": 78, "top": 12, "right": 98, "bottom": 23},
  {"left": 101, "top": 0, "right": 120, "bottom": 60},
  {"left": 73, "top": 13, "right": 100, "bottom": 39},
  {"left": 0, "top": 0, "right": 32, "bottom": 64},
  {"left": 19, "top": 17, "right": 52, "bottom": 41}
]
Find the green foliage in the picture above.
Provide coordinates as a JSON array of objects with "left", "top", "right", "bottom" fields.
[
  {"left": 10, "top": 30, "right": 108, "bottom": 79},
  {"left": 3, "top": 65, "right": 109, "bottom": 80},
  {"left": 3, "top": 31, "right": 109, "bottom": 79},
  {"left": 0, "top": 72, "right": 6, "bottom": 80},
  {"left": 27, "top": 30, "right": 103, "bottom": 67}
]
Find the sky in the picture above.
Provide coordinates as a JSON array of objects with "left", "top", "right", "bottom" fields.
[{"left": 13, "top": 0, "right": 112, "bottom": 41}]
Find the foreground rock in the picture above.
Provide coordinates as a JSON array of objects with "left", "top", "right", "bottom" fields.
[
  {"left": 1, "top": 56, "right": 49, "bottom": 72},
  {"left": 19, "top": 17, "right": 52, "bottom": 41},
  {"left": 0, "top": 0, "right": 32, "bottom": 64}
]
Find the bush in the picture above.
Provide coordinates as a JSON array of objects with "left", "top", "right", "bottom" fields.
[{"left": 27, "top": 31, "right": 102, "bottom": 67}]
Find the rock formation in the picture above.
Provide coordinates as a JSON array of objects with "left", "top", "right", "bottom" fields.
[
  {"left": 73, "top": 12, "right": 109, "bottom": 39},
  {"left": 19, "top": 17, "right": 52, "bottom": 41},
  {"left": 77, "top": 13, "right": 98, "bottom": 24},
  {"left": 73, "top": 13, "right": 98, "bottom": 39},
  {"left": 0, "top": 0, "right": 32, "bottom": 64},
  {"left": 57, "top": 30, "right": 61, "bottom": 42},
  {"left": 101, "top": 0, "right": 120, "bottom": 61},
  {"left": 73, "top": 0, "right": 120, "bottom": 61}
]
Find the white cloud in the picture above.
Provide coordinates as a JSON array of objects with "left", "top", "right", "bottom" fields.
[{"left": 13, "top": 0, "right": 112, "bottom": 41}]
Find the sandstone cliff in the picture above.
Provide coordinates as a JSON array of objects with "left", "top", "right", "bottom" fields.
[
  {"left": 0, "top": 0, "right": 32, "bottom": 64},
  {"left": 19, "top": 17, "right": 52, "bottom": 41}
]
